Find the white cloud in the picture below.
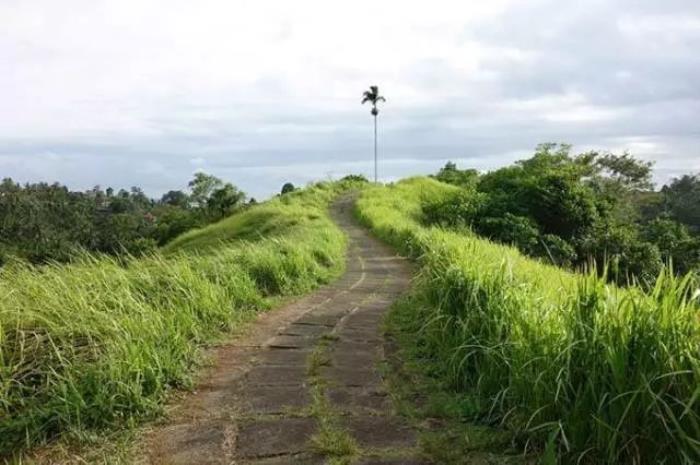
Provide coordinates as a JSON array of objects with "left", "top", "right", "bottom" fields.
[{"left": 1, "top": 0, "right": 699, "bottom": 198}]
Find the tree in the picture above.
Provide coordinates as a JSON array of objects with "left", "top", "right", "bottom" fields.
[
  {"left": 434, "top": 161, "right": 480, "bottom": 187},
  {"left": 663, "top": 174, "right": 700, "bottom": 233},
  {"left": 425, "top": 144, "right": 696, "bottom": 285},
  {"left": 207, "top": 183, "right": 245, "bottom": 219},
  {"left": 580, "top": 152, "right": 655, "bottom": 226},
  {"left": 281, "top": 182, "right": 296, "bottom": 195},
  {"left": 129, "top": 186, "right": 152, "bottom": 210},
  {"left": 528, "top": 174, "right": 599, "bottom": 240},
  {"left": 478, "top": 213, "right": 541, "bottom": 255},
  {"left": 423, "top": 188, "right": 487, "bottom": 227},
  {"left": 188, "top": 172, "right": 223, "bottom": 208},
  {"left": 151, "top": 206, "right": 199, "bottom": 245},
  {"left": 340, "top": 174, "right": 369, "bottom": 183},
  {"left": 361, "top": 85, "right": 386, "bottom": 183},
  {"left": 594, "top": 152, "right": 654, "bottom": 191},
  {"left": 0, "top": 172, "right": 245, "bottom": 264},
  {"left": 160, "top": 190, "right": 190, "bottom": 208},
  {"left": 642, "top": 218, "right": 700, "bottom": 274}
]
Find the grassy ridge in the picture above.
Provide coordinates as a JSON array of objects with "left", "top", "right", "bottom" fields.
[
  {"left": 162, "top": 200, "right": 310, "bottom": 254},
  {"left": 356, "top": 177, "right": 700, "bottom": 464},
  {"left": 0, "top": 182, "right": 352, "bottom": 456}
]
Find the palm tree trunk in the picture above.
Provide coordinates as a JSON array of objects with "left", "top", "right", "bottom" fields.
[{"left": 374, "top": 114, "right": 378, "bottom": 183}]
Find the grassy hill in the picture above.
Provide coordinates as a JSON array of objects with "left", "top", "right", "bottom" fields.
[
  {"left": 2, "top": 173, "right": 697, "bottom": 464},
  {"left": 0, "top": 181, "right": 356, "bottom": 457},
  {"left": 162, "top": 196, "right": 316, "bottom": 254},
  {"left": 356, "top": 177, "right": 700, "bottom": 465}
]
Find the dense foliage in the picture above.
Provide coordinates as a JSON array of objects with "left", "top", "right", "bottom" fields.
[
  {"left": 0, "top": 172, "right": 246, "bottom": 265},
  {"left": 281, "top": 182, "right": 296, "bottom": 195},
  {"left": 0, "top": 180, "right": 359, "bottom": 457},
  {"left": 356, "top": 178, "right": 700, "bottom": 465},
  {"left": 428, "top": 144, "right": 700, "bottom": 285}
]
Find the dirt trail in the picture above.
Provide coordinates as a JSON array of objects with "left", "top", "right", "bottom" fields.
[{"left": 140, "top": 195, "right": 421, "bottom": 464}]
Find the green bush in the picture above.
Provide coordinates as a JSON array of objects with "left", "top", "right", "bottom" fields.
[
  {"left": 642, "top": 218, "right": 700, "bottom": 275},
  {"left": 477, "top": 213, "right": 541, "bottom": 254},
  {"left": 581, "top": 225, "right": 664, "bottom": 286},
  {"left": 422, "top": 188, "right": 486, "bottom": 227},
  {"left": 433, "top": 161, "right": 480, "bottom": 188},
  {"left": 539, "top": 233, "right": 578, "bottom": 267},
  {"left": 339, "top": 174, "right": 369, "bottom": 184}
]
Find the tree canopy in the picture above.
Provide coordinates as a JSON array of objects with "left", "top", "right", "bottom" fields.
[
  {"left": 281, "top": 182, "right": 296, "bottom": 195},
  {"left": 427, "top": 144, "right": 700, "bottom": 284},
  {"left": 0, "top": 172, "right": 247, "bottom": 264}
]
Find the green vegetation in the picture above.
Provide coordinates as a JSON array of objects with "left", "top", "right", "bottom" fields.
[
  {"left": 384, "top": 300, "right": 526, "bottom": 464},
  {"left": 357, "top": 177, "right": 700, "bottom": 464},
  {"left": 429, "top": 144, "right": 700, "bottom": 284},
  {"left": 307, "top": 339, "right": 359, "bottom": 465},
  {"left": 162, "top": 193, "right": 315, "bottom": 254},
  {"left": 281, "top": 182, "right": 296, "bottom": 195},
  {"left": 0, "top": 172, "right": 246, "bottom": 265},
  {"left": 0, "top": 181, "right": 357, "bottom": 457}
]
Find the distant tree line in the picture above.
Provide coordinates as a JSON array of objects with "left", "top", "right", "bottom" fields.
[
  {"left": 426, "top": 143, "right": 700, "bottom": 285},
  {"left": 0, "top": 172, "right": 246, "bottom": 264}
]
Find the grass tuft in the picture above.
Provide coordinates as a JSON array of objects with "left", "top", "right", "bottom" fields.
[{"left": 309, "top": 423, "right": 359, "bottom": 461}]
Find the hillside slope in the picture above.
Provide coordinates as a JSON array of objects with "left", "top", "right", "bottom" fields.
[
  {"left": 0, "top": 181, "right": 355, "bottom": 457},
  {"left": 356, "top": 177, "right": 700, "bottom": 465},
  {"left": 162, "top": 194, "right": 320, "bottom": 254}
]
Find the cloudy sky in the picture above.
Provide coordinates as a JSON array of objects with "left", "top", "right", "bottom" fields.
[{"left": 2, "top": 0, "right": 699, "bottom": 199}]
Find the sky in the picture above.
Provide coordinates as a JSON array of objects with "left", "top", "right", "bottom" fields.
[{"left": 1, "top": 0, "right": 699, "bottom": 199}]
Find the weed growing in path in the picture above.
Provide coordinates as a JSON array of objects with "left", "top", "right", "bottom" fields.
[{"left": 307, "top": 339, "right": 359, "bottom": 463}]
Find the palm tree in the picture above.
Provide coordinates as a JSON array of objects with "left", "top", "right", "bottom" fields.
[{"left": 362, "top": 85, "right": 386, "bottom": 183}]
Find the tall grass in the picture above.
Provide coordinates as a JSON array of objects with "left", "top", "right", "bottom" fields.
[
  {"left": 0, "top": 181, "right": 352, "bottom": 456},
  {"left": 356, "top": 177, "right": 700, "bottom": 464}
]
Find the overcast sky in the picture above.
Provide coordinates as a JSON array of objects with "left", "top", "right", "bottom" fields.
[{"left": 2, "top": 0, "right": 699, "bottom": 199}]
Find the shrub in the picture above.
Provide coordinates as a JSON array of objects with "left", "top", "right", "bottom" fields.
[
  {"left": 476, "top": 213, "right": 540, "bottom": 254},
  {"left": 422, "top": 188, "right": 486, "bottom": 227},
  {"left": 538, "top": 233, "right": 578, "bottom": 267},
  {"left": 339, "top": 174, "right": 369, "bottom": 184},
  {"left": 281, "top": 182, "right": 296, "bottom": 195}
]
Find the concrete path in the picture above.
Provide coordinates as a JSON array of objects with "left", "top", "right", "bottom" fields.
[{"left": 142, "top": 195, "right": 420, "bottom": 464}]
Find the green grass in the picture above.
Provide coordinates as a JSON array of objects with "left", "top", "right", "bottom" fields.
[
  {"left": 307, "top": 338, "right": 359, "bottom": 464},
  {"left": 0, "top": 181, "right": 358, "bottom": 458},
  {"left": 162, "top": 197, "right": 319, "bottom": 253},
  {"left": 356, "top": 177, "right": 700, "bottom": 465},
  {"left": 384, "top": 294, "right": 532, "bottom": 465}
]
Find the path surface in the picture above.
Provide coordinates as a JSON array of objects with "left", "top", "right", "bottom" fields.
[{"left": 141, "top": 195, "right": 420, "bottom": 464}]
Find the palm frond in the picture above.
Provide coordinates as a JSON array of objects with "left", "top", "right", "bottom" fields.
[{"left": 361, "top": 86, "right": 385, "bottom": 106}]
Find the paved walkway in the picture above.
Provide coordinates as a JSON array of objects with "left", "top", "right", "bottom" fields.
[{"left": 143, "top": 195, "right": 420, "bottom": 464}]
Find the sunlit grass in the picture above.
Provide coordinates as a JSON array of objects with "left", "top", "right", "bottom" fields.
[
  {"left": 0, "top": 181, "right": 356, "bottom": 457},
  {"left": 356, "top": 177, "right": 700, "bottom": 465}
]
